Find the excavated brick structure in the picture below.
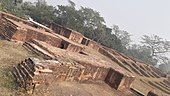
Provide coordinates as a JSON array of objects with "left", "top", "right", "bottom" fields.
[
  {"left": 12, "top": 58, "right": 85, "bottom": 93},
  {"left": 50, "top": 23, "right": 84, "bottom": 44},
  {"left": 104, "top": 68, "right": 135, "bottom": 90},
  {"left": 1, "top": 11, "right": 167, "bottom": 95},
  {"left": 0, "top": 12, "right": 83, "bottom": 53},
  {"left": 0, "top": 17, "right": 17, "bottom": 40},
  {"left": 13, "top": 58, "right": 135, "bottom": 94},
  {"left": 0, "top": 11, "right": 52, "bottom": 33},
  {"left": 50, "top": 23, "right": 101, "bottom": 51},
  {"left": 98, "top": 47, "right": 167, "bottom": 78},
  {"left": 147, "top": 89, "right": 166, "bottom": 96},
  {"left": 13, "top": 40, "right": 135, "bottom": 93},
  {"left": 0, "top": 17, "right": 62, "bottom": 47}
]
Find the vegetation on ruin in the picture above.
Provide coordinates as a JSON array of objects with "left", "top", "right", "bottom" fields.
[
  {"left": 0, "top": 1, "right": 170, "bottom": 95},
  {"left": 0, "top": 0, "right": 170, "bottom": 71}
]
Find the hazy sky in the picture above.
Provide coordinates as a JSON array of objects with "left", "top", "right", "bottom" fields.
[{"left": 25, "top": 0, "right": 170, "bottom": 44}]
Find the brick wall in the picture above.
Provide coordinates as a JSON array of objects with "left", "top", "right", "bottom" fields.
[
  {"left": 0, "top": 12, "right": 51, "bottom": 32},
  {"left": 12, "top": 58, "right": 85, "bottom": 92},
  {"left": 12, "top": 28, "right": 62, "bottom": 48},
  {"left": 81, "top": 37, "right": 89, "bottom": 45},
  {"left": 0, "top": 18, "right": 17, "bottom": 40},
  {"left": 77, "top": 62, "right": 109, "bottom": 81},
  {"left": 12, "top": 28, "right": 27, "bottom": 41},
  {"left": 104, "top": 68, "right": 135, "bottom": 90},
  {"left": 50, "top": 23, "right": 72, "bottom": 38},
  {"left": 69, "top": 31, "right": 84, "bottom": 43},
  {"left": 60, "top": 40, "right": 83, "bottom": 53},
  {"left": 104, "top": 68, "right": 124, "bottom": 89},
  {"left": 87, "top": 40, "right": 101, "bottom": 51}
]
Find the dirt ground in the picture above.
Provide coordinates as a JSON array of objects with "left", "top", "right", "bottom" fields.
[{"left": 33, "top": 80, "right": 134, "bottom": 96}]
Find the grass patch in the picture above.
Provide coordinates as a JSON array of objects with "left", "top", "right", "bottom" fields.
[{"left": 0, "top": 40, "right": 38, "bottom": 96}]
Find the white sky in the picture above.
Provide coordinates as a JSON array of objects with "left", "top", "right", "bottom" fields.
[{"left": 25, "top": 0, "right": 170, "bottom": 44}]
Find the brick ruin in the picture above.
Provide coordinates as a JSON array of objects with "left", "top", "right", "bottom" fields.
[
  {"left": 98, "top": 46, "right": 167, "bottom": 78},
  {"left": 0, "top": 11, "right": 52, "bottom": 33},
  {"left": 104, "top": 68, "right": 135, "bottom": 90},
  {"left": 50, "top": 23, "right": 84, "bottom": 44},
  {"left": 12, "top": 58, "right": 85, "bottom": 92},
  {"left": 13, "top": 39, "right": 135, "bottom": 94},
  {"left": 0, "top": 12, "right": 83, "bottom": 53},
  {"left": 13, "top": 57, "right": 135, "bottom": 93},
  {"left": 0, "top": 16, "right": 61, "bottom": 47},
  {"left": 147, "top": 89, "right": 167, "bottom": 96},
  {"left": 51, "top": 23, "right": 101, "bottom": 51},
  {"left": 0, "top": 11, "right": 169, "bottom": 95}
]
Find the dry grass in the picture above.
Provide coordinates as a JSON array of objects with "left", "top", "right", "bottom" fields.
[{"left": 0, "top": 40, "right": 38, "bottom": 96}]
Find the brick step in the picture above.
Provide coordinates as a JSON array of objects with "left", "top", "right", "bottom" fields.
[
  {"left": 17, "top": 64, "right": 27, "bottom": 80},
  {"left": 106, "top": 52, "right": 132, "bottom": 73},
  {"left": 156, "top": 82, "right": 170, "bottom": 92},
  {"left": 160, "top": 81, "right": 170, "bottom": 88},
  {"left": 146, "top": 72, "right": 156, "bottom": 78},
  {"left": 130, "top": 88, "right": 145, "bottom": 96},
  {"left": 138, "top": 68, "right": 150, "bottom": 77},
  {"left": 150, "top": 71, "right": 160, "bottom": 78},
  {"left": 163, "top": 80, "right": 170, "bottom": 87},
  {"left": 23, "top": 42, "right": 55, "bottom": 59},
  {"left": 150, "top": 66, "right": 166, "bottom": 77},
  {"left": 23, "top": 42, "right": 49, "bottom": 59},
  {"left": 148, "top": 81, "right": 170, "bottom": 95},
  {"left": 13, "top": 67, "right": 25, "bottom": 87},
  {"left": 140, "top": 66, "right": 156, "bottom": 78},
  {"left": 123, "top": 61, "right": 143, "bottom": 76},
  {"left": 25, "top": 58, "right": 35, "bottom": 72},
  {"left": 30, "top": 39, "right": 56, "bottom": 57},
  {"left": 21, "top": 61, "right": 35, "bottom": 77},
  {"left": 12, "top": 70, "right": 22, "bottom": 86},
  {"left": 19, "top": 63, "right": 33, "bottom": 80}
]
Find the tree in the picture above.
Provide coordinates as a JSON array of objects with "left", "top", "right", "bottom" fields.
[
  {"left": 98, "top": 26, "right": 124, "bottom": 52},
  {"left": 54, "top": 1, "right": 82, "bottom": 30},
  {"left": 126, "top": 44, "right": 158, "bottom": 66},
  {"left": 22, "top": 0, "right": 56, "bottom": 24},
  {"left": 0, "top": 0, "right": 124, "bottom": 52},
  {"left": 112, "top": 25, "right": 132, "bottom": 49},
  {"left": 0, "top": 0, "right": 24, "bottom": 17},
  {"left": 141, "top": 34, "right": 170, "bottom": 65},
  {"left": 159, "top": 57, "right": 170, "bottom": 73},
  {"left": 54, "top": 1, "right": 124, "bottom": 52}
]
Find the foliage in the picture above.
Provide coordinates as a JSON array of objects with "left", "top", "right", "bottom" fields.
[
  {"left": 22, "top": 0, "right": 56, "bottom": 24},
  {"left": 141, "top": 35, "right": 170, "bottom": 56},
  {"left": 126, "top": 44, "right": 158, "bottom": 66},
  {"left": 112, "top": 25, "right": 132, "bottom": 48},
  {"left": 0, "top": 0, "right": 24, "bottom": 17},
  {"left": 53, "top": 1, "right": 124, "bottom": 51},
  {"left": 141, "top": 34, "right": 170, "bottom": 65}
]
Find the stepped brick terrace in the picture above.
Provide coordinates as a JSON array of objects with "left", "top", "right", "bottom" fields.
[{"left": 0, "top": 11, "right": 170, "bottom": 96}]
